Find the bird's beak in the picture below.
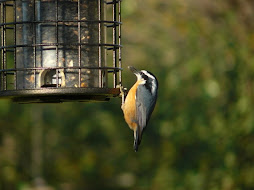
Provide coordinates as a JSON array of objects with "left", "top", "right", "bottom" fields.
[{"left": 128, "top": 66, "right": 140, "bottom": 75}]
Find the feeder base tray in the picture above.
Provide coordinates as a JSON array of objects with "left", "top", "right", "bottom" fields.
[{"left": 0, "top": 88, "right": 120, "bottom": 103}]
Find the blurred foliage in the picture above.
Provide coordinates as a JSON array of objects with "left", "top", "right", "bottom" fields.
[{"left": 1, "top": 0, "right": 254, "bottom": 189}]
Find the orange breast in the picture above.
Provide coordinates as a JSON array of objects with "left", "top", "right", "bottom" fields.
[{"left": 123, "top": 81, "right": 139, "bottom": 131}]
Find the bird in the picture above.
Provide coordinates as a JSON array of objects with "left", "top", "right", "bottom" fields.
[{"left": 121, "top": 66, "right": 158, "bottom": 152}]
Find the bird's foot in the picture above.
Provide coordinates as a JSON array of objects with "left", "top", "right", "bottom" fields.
[{"left": 117, "top": 84, "right": 127, "bottom": 108}]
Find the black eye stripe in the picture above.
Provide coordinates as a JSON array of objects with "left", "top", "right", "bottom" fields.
[{"left": 141, "top": 73, "right": 148, "bottom": 80}]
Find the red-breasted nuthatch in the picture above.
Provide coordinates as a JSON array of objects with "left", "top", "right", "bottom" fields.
[{"left": 121, "top": 66, "right": 158, "bottom": 152}]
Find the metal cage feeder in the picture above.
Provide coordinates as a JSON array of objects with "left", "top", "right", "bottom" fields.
[{"left": 0, "top": 0, "right": 122, "bottom": 103}]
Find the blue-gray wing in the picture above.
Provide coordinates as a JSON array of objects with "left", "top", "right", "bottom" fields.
[{"left": 136, "top": 85, "right": 157, "bottom": 131}]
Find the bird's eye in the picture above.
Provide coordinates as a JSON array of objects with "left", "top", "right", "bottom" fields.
[{"left": 142, "top": 73, "right": 148, "bottom": 80}]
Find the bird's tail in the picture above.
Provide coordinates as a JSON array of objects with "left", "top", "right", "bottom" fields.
[{"left": 134, "top": 126, "right": 142, "bottom": 152}]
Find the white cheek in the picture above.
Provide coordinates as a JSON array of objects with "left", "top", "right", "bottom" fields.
[
  {"left": 139, "top": 80, "right": 146, "bottom": 85},
  {"left": 135, "top": 74, "right": 142, "bottom": 81}
]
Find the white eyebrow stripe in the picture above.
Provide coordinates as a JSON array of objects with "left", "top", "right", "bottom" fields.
[{"left": 141, "top": 70, "right": 155, "bottom": 80}]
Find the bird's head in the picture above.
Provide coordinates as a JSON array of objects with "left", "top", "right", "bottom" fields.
[{"left": 128, "top": 66, "right": 158, "bottom": 94}]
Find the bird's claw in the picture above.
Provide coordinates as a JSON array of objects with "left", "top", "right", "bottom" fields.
[{"left": 117, "top": 84, "right": 127, "bottom": 108}]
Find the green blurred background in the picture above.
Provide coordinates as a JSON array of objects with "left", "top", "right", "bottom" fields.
[{"left": 1, "top": 0, "right": 254, "bottom": 189}]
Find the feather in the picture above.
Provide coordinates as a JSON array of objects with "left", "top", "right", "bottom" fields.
[{"left": 135, "top": 84, "right": 157, "bottom": 148}]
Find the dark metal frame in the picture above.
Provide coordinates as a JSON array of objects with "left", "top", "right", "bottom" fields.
[{"left": 0, "top": 0, "right": 122, "bottom": 103}]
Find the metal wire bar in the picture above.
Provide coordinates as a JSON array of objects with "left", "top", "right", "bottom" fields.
[
  {"left": 0, "top": 43, "right": 122, "bottom": 50},
  {"left": 55, "top": 0, "right": 59, "bottom": 88},
  {"left": 33, "top": 0, "right": 36, "bottom": 88},
  {"left": 4, "top": 2, "right": 15, "bottom": 90},
  {"left": 14, "top": 1, "right": 17, "bottom": 89},
  {"left": 78, "top": 0, "right": 81, "bottom": 88},
  {"left": 5, "top": 3, "right": 15, "bottom": 90},
  {"left": 112, "top": 0, "right": 117, "bottom": 88},
  {"left": 5, "top": 49, "right": 14, "bottom": 52},
  {"left": 5, "top": 26, "right": 13, "bottom": 29},
  {"left": 106, "top": 0, "right": 121, "bottom": 4},
  {"left": 0, "top": 3, "right": 3, "bottom": 91},
  {"left": 98, "top": 0, "right": 102, "bottom": 88},
  {"left": 118, "top": 0, "right": 122, "bottom": 86},
  {"left": 36, "top": 0, "right": 42, "bottom": 69},
  {"left": 1, "top": 2, "right": 6, "bottom": 90},
  {"left": 0, "top": 66, "right": 122, "bottom": 72},
  {"left": 0, "top": 20, "right": 122, "bottom": 27}
]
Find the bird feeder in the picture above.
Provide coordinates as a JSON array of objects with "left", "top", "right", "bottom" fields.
[{"left": 0, "top": 0, "right": 122, "bottom": 103}]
